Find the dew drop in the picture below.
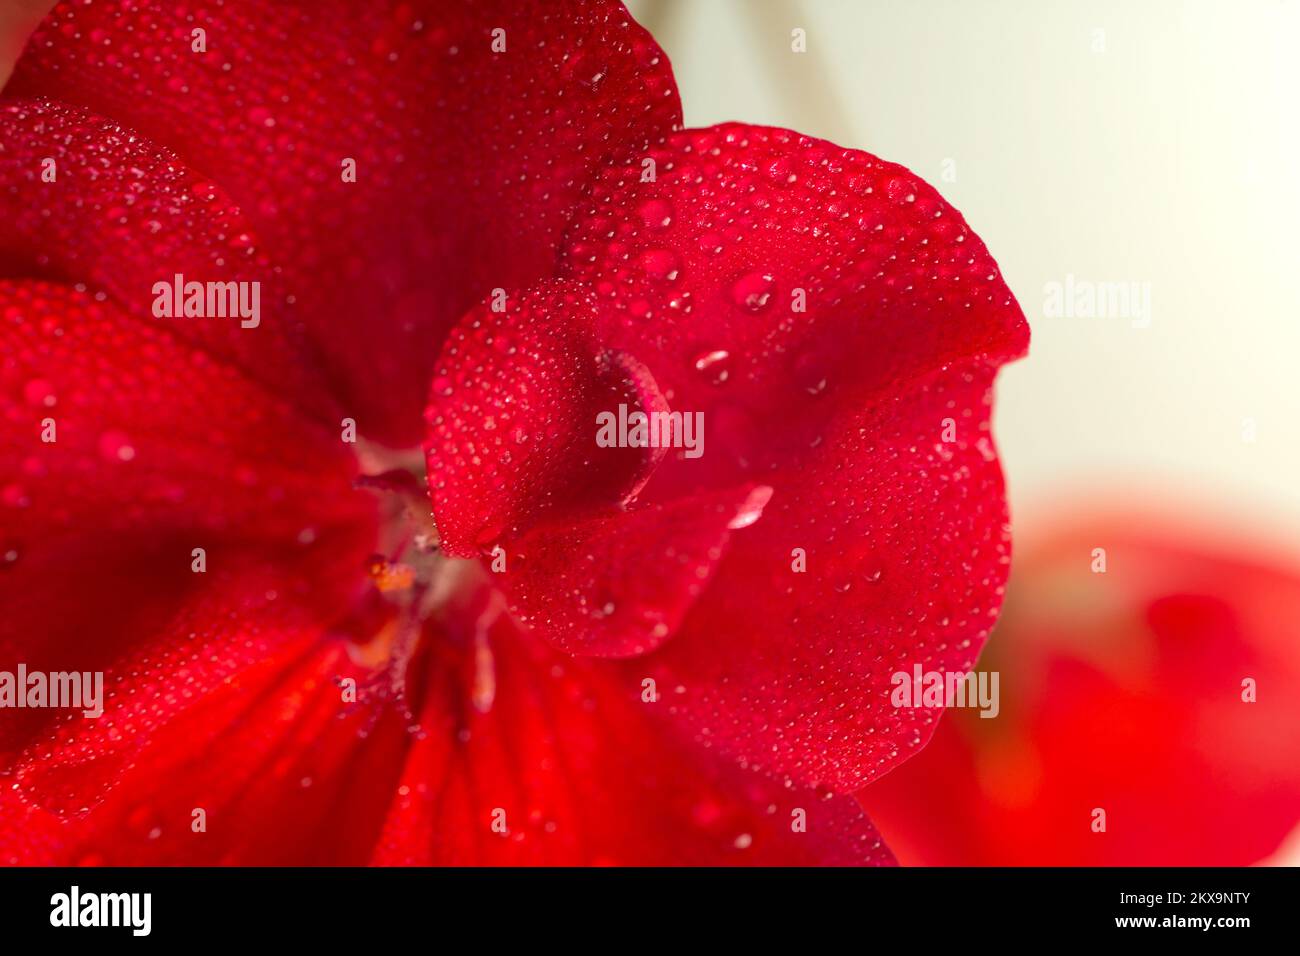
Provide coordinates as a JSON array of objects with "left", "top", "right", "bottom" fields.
[
  {"left": 792, "top": 350, "right": 832, "bottom": 396},
  {"left": 23, "top": 379, "right": 56, "bottom": 407},
  {"left": 639, "top": 248, "right": 679, "bottom": 281},
  {"left": 692, "top": 348, "right": 732, "bottom": 385},
  {"left": 637, "top": 198, "right": 674, "bottom": 229},
  {"left": 98, "top": 430, "right": 136, "bottom": 463},
  {"left": 2, "top": 484, "right": 30, "bottom": 508},
  {"left": 698, "top": 232, "right": 725, "bottom": 256},
  {"left": 730, "top": 271, "right": 775, "bottom": 311},
  {"left": 765, "top": 155, "right": 797, "bottom": 185},
  {"left": 728, "top": 485, "right": 773, "bottom": 530}
]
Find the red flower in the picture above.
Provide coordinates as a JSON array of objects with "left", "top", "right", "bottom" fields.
[
  {"left": 861, "top": 508, "right": 1300, "bottom": 866},
  {"left": 0, "top": 0, "right": 1026, "bottom": 864}
]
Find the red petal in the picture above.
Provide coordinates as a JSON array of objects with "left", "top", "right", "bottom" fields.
[
  {"left": 581, "top": 127, "right": 1024, "bottom": 791},
  {"left": 423, "top": 284, "right": 667, "bottom": 556},
  {"left": 9, "top": 0, "right": 682, "bottom": 443},
  {"left": 0, "top": 279, "right": 371, "bottom": 708},
  {"left": 0, "top": 557, "right": 402, "bottom": 865},
  {"left": 629, "top": 365, "right": 1013, "bottom": 791},
  {"left": 559, "top": 123, "right": 1027, "bottom": 501},
  {"left": 0, "top": 99, "right": 332, "bottom": 415},
  {"left": 370, "top": 584, "right": 893, "bottom": 865},
  {"left": 425, "top": 124, "right": 1026, "bottom": 791}
]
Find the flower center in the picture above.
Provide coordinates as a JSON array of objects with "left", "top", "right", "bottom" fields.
[{"left": 341, "top": 442, "right": 502, "bottom": 717}]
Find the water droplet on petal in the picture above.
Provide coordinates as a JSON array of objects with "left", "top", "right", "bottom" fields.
[
  {"left": 637, "top": 198, "right": 674, "bottom": 229},
  {"left": 98, "top": 430, "right": 136, "bottom": 463},
  {"left": 692, "top": 348, "right": 732, "bottom": 385},
  {"left": 730, "top": 271, "right": 775, "bottom": 311},
  {"left": 639, "top": 248, "right": 679, "bottom": 281},
  {"left": 23, "top": 379, "right": 56, "bottom": 407},
  {"left": 728, "top": 486, "right": 773, "bottom": 529},
  {"left": 2, "top": 484, "right": 29, "bottom": 508}
]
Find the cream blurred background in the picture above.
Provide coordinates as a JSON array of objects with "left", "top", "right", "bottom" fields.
[{"left": 629, "top": 0, "right": 1300, "bottom": 546}]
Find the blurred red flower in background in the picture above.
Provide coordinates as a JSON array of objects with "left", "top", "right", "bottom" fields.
[
  {"left": 861, "top": 506, "right": 1300, "bottom": 866},
  {"left": 0, "top": 0, "right": 1027, "bottom": 864}
]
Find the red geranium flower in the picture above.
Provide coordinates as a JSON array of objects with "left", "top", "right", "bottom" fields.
[
  {"left": 861, "top": 507, "right": 1300, "bottom": 866},
  {"left": 0, "top": 0, "right": 1026, "bottom": 865}
]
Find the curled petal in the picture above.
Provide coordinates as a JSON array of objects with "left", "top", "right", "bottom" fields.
[{"left": 423, "top": 284, "right": 668, "bottom": 555}]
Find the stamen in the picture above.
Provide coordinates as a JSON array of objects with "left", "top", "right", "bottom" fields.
[
  {"left": 346, "top": 448, "right": 450, "bottom": 715},
  {"left": 365, "top": 555, "right": 416, "bottom": 593},
  {"left": 345, "top": 444, "right": 512, "bottom": 728},
  {"left": 471, "top": 593, "right": 504, "bottom": 714}
]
